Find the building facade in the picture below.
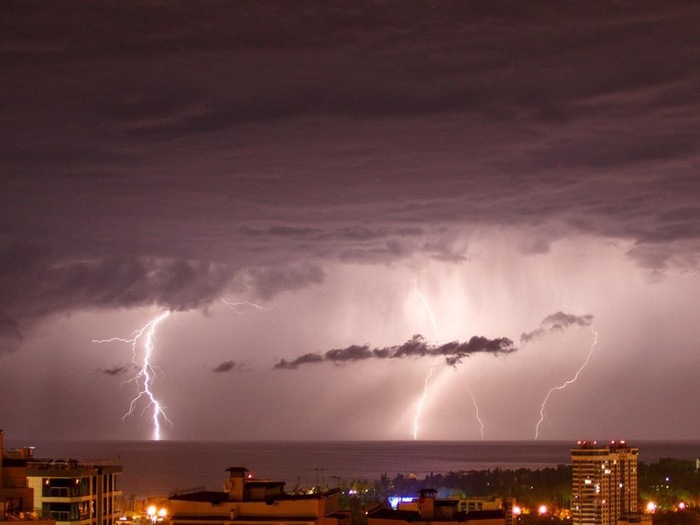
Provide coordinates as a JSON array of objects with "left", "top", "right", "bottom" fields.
[
  {"left": 571, "top": 441, "right": 638, "bottom": 525},
  {"left": 27, "top": 458, "right": 122, "bottom": 525},
  {"left": 1, "top": 429, "right": 55, "bottom": 525},
  {"left": 1, "top": 430, "right": 37, "bottom": 518}
]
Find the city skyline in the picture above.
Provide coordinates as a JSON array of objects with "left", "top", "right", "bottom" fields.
[{"left": 1, "top": 2, "right": 700, "bottom": 441}]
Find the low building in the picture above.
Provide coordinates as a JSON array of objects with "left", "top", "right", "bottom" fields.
[
  {"left": 26, "top": 457, "right": 122, "bottom": 525},
  {"left": 1, "top": 434, "right": 36, "bottom": 517},
  {"left": 617, "top": 515, "right": 652, "bottom": 525},
  {"left": 370, "top": 489, "right": 506, "bottom": 525},
  {"left": 167, "top": 467, "right": 350, "bottom": 525},
  {"left": 0, "top": 429, "right": 54, "bottom": 525}
]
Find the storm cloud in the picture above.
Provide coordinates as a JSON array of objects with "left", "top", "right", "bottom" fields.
[
  {"left": 2, "top": 2, "right": 700, "bottom": 440},
  {"left": 2, "top": 2, "right": 700, "bottom": 346},
  {"left": 274, "top": 334, "right": 517, "bottom": 370}
]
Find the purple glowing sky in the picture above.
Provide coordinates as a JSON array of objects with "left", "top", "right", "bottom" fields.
[{"left": 1, "top": 2, "right": 699, "bottom": 441}]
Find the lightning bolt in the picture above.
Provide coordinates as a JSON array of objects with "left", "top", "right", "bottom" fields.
[
  {"left": 413, "top": 361, "right": 437, "bottom": 440},
  {"left": 534, "top": 326, "right": 598, "bottom": 439},
  {"left": 414, "top": 289, "right": 437, "bottom": 335},
  {"left": 466, "top": 385, "right": 485, "bottom": 440},
  {"left": 412, "top": 285, "right": 439, "bottom": 440},
  {"left": 412, "top": 285, "right": 485, "bottom": 440},
  {"left": 93, "top": 310, "right": 172, "bottom": 440},
  {"left": 220, "top": 298, "right": 269, "bottom": 313}
]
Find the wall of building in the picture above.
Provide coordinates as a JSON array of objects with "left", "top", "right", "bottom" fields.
[{"left": 170, "top": 495, "right": 335, "bottom": 519}]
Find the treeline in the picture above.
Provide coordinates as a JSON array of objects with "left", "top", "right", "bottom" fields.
[
  {"left": 342, "top": 458, "right": 700, "bottom": 510},
  {"left": 639, "top": 458, "right": 700, "bottom": 507},
  {"left": 345, "top": 465, "right": 572, "bottom": 508}
]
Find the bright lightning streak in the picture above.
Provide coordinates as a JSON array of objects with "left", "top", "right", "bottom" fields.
[
  {"left": 220, "top": 298, "right": 268, "bottom": 313},
  {"left": 412, "top": 284, "right": 439, "bottom": 440},
  {"left": 466, "top": 385, "right": 485, "bottom": 440},
  {"left": 414, "top": 289, "right": 437, "bottom": 336},
  {"left": 411, "top": 285, "right": 486, "bottom": 440},
  {"left": 93, "top": 310, "right": 172, "bottom": 441},
  {"left": 534, "top": 326, "right": 598, "bottom": 439},
  {"left": 413, "top": 361, "right": 437, "bottom": 440}
]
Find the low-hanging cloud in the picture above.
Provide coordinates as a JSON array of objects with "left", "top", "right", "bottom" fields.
[
  {"left": 99, "top": 364, "right": 135, "bottom": 376},
  {"left": 212, "top": 360, "right": 238, "bottom": 373},
  {"left": 520, "top": 312, "right": 594, "bottom": 344},
  {"left": 274, "top": 334, "right": 517, "bottom": 370}
]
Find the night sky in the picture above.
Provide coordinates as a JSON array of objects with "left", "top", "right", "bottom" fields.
[{"left": 2, "top": 1, "right": 700, "bottom": 442}]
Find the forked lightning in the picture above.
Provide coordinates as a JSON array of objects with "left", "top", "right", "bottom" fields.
[{"left": 93, "top": 310, "right": 172, "bottom": 440}]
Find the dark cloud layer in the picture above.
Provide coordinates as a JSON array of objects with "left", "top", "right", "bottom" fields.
[
  {"left": 521, "top": 312, "right": 594, "bottom": 344},
  {"left": 1, "top": 2, "right": 700, "bottom": 343},
  {"left": 274, "top": 334, "right": 517, "bottom": 370}
]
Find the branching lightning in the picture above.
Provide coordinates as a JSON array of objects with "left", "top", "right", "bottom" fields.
[
  {"left": 93, "top": 310, "right": 172, "bottom": 440},
  {"left": 220, "top": 298, "right": 268, "bottom": 313},
  {"left": 534, "top": 326, "right": 598, "bottom": 439}
]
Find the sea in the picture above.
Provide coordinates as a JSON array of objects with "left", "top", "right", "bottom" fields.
[{"left": 10, "top": 440, "right": 700, "bottom": 498}]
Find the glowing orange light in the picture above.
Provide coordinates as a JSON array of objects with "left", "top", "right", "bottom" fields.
[
  {"left": 513, "top": 506, "right": 522, "bottom": 516},
  {"left": 646, "top": 502, "right": 657, "bottom": 513},
  {"left": 538, "top": 505, "right": 547, "bottom": 515}
]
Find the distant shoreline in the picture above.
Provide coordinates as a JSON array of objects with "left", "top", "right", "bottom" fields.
[{"left": 7, "top": 439, "right": 699, "bottom": 496}]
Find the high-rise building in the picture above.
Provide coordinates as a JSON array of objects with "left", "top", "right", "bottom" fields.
[{"left": 571, "top": 441, "right": 638, "bottom": 525}]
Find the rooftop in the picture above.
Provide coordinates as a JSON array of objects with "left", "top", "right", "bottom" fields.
[{"left": 170, "top": 488, "right": 340, "bottom": 503}]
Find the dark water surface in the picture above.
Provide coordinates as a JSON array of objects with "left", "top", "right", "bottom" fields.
[{"left": 11, "top": 440, "right": 700, "bottom": 497}]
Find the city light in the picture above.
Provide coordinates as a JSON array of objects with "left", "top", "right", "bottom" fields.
[
  {"left": 646, "top": 501, "right": 657, "bottom": 513},
  {"left": 538, "top": 505, "right": 548, "bottom": 515},
  {"left": 146, "top": 505, "right": 168, "bottom": 524}
]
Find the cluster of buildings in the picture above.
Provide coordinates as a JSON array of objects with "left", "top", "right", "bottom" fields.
[
  {"left": 2, "top": 430, "right": 651, "bottom": 525},
  {"left": 371, "top": 441, "right": 647, "bottom": 525}
]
